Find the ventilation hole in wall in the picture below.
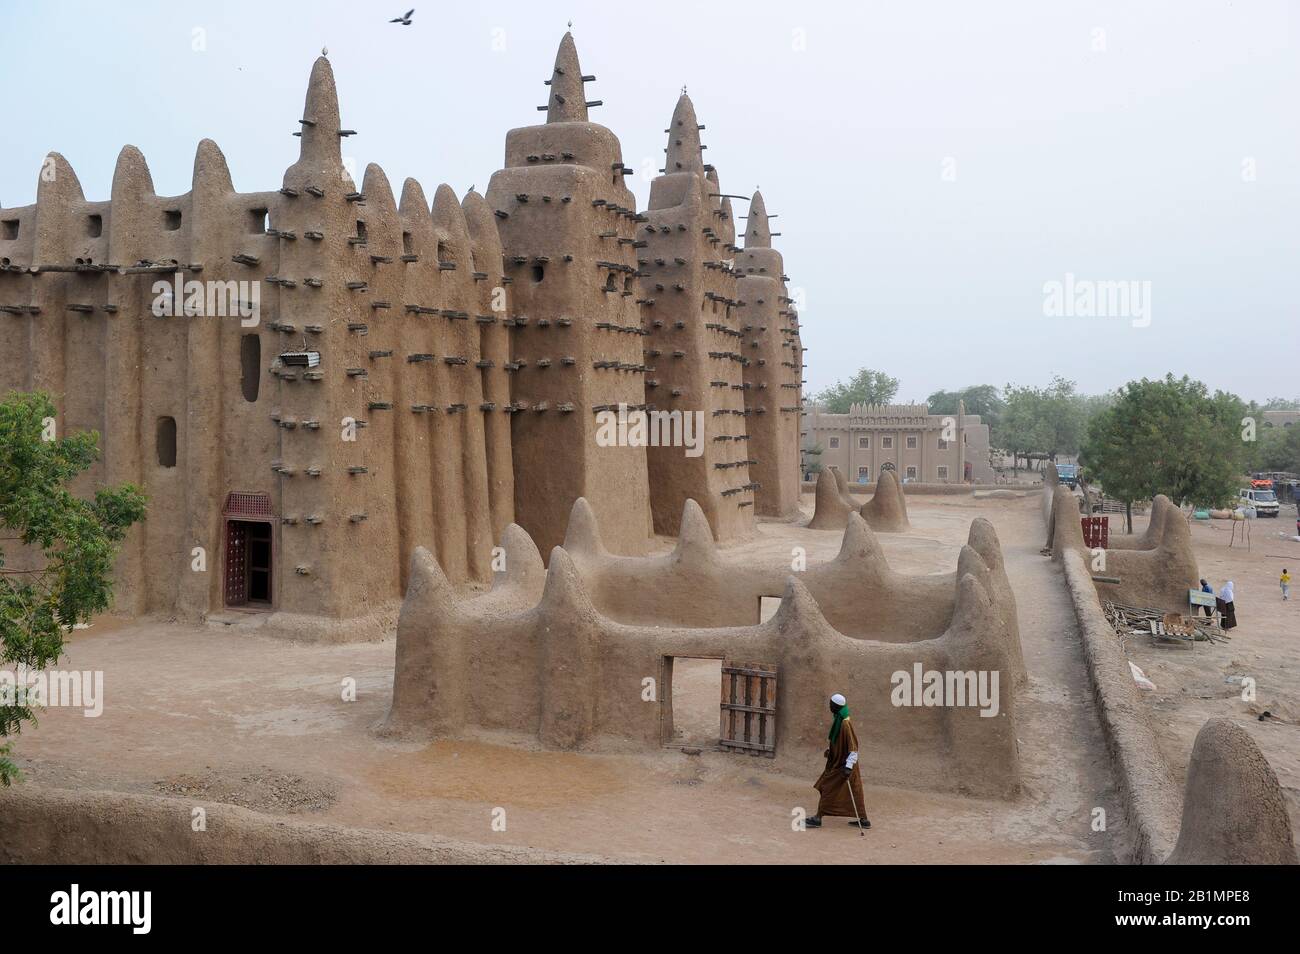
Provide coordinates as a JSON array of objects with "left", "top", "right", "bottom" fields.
[
  {"left": 532, "top": 264, "right": 545, "bottom": 283},
  {"left": 250, "top": 208, "right": 268, "bottom": 234},
  {"left": 1, "top": 220, "right": 18, "bottom": 240},
  {"left": 437, "top": 241, "right": 450, "bottom": 264},
  {"left": 402, "top": 231, "right": 413, "bottom": 255},
  {"left": 163, "top": 210, "right": 182, "bottom": 231},
  {"left": 240, "top": 334, "right": 261, "bottom": 403},
  {"left": 604, "top": 272, "right": 617, "bottom": 291},
  {"left": 156, "top": 416, "right": 177, "bottom": 468},
  {"left": 356, "top": 220, "right": 367, "bottom": 241},
  {"left": 87, "top": 214, "right": 102, "bottom": 238}
]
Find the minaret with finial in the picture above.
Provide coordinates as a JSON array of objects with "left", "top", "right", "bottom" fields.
[
  {"left": 636, "top": 90, "right": 753, "bottom": 540},
  {"left": 736, "top": 187, "right": 802, "bottom": 518},
  {"left": 485, "top": 31, "right": 651, "bottom": 557},
  {"left": 272, "top": 54, "right": 387, "bottom": 617}
]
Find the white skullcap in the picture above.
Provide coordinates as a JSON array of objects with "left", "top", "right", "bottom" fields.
[{"left": 830, "top": 693, "right": 846, "bottom": 706}]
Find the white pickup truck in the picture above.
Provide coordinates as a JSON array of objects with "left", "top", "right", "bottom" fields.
[{"left": 1239, "top": 488, "right": 1280, "bottom": 517}]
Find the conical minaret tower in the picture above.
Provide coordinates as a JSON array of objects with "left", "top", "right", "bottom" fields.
[
  {"left": 636, "top": 92, "right": 754, "bottom": 539},
  {"left": 267, "top": 56, "right": 510, "bottom": 613},
  {"left": 738, "top": 190, "right": 803, "bottom": 517},
  {"left": 485, "top": 32, "right": 652, "bottom": 557},
  {"left": 271, "top": 55, "right": 373, "bottom": 619}
]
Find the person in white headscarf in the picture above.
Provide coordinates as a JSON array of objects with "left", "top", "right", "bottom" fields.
[{"left": 1216, "top": 580, "right": 1237, "bottom": 630}]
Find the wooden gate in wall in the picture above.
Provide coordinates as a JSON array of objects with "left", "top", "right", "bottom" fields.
[{"left": 720, "top": 662, "right": 777, "bottom": 757}]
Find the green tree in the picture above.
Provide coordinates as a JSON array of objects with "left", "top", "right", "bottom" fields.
[
  {"left": 1249, "top": 420, "right": 1300, "bottom": 472},
  {"left": 926, "top": 384, "right": 1004, "bottom": 430},
  {"left": 1, "top": 391, "right": 146, "bottom": 784},
  {"left": 1260, "top": 396, "right": 1300, "bottom": 411},
  {"left": 1080, "top": 375, "right": 1248, "bottom": 532},
  {"left": 813, "top": 368, "right": 900, "bottom": 413},
  {"left": 1079, "top": 391, "right": 1116, "bottom": 425},
  {"left": 1037, "top": 376, "right": 1087, "bottom": 458},
  {"left": 995, "top": 384, "right": 1047, "bottom": 476},
  {"left": 994, "top": 377, "right": 1096, "bottom": 474}
]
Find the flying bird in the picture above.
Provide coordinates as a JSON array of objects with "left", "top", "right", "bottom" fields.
[{"left": 390, "top": 9, "right": 415, "bottom": 25}]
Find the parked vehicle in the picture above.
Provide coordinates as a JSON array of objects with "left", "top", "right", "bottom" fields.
[
  {"left": 1239, "top": 487, "right": 1280, "bottom": 517},
  {"left": 1253, "top": 472, "right": 1299, "bottom": 504},
  {"left": 1056, "top": 463, "right": 1078, "bottom": 489}
]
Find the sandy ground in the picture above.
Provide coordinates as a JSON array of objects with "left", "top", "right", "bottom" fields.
[
  {"left": 8, "top": 495, "right": 1125, "bottom": 864},
  {"left": 1115, "top": 503, "right": 1300, "bottom": 837}
]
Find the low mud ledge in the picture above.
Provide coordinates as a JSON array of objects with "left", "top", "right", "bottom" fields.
[{"left": 0, "top": 785, "right": 613, "bottom": 865}]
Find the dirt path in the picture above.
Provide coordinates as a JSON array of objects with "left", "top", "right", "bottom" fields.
[{"left": 986, "top": 498, "right": 1123, "bottom": 861}]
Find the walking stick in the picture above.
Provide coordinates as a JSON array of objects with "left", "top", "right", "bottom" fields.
[{"left": 847, "top": 775, "right": 866, "bottom": 837}]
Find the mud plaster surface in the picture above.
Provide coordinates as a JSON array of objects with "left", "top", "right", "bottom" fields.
[{"left": 11, "top": 496, "right": 1123, "bottom": 863}]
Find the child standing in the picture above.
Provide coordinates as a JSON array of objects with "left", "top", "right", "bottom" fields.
[{"left": 1283, "top": 568, "right": 1291, "bottom": 601}]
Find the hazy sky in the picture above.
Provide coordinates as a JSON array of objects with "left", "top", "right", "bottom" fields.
[{"left": 2, "top": 0, "right": 1296, "bottom": 404}]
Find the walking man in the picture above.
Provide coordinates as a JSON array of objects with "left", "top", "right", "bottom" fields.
[{"left": 805, "top": 693, "right": 870, "bottom": 830}]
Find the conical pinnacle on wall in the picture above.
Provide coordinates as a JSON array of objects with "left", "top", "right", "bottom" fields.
[
  {"left": 744, "top": 190, "right": 772, "bottom": 249},
  {"left": 543, "top": 32, "right": 599, "bottom": 123},
  {"left": 664, "top": 94, "right": 704, "bottom": 175},
  {"left": 284, "top": 56, "right": 344, "bottom": 185}
]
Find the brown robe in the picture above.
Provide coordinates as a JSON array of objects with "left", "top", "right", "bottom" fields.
[{"left": 814, "top": 716, "right": 866, "bottom": 819}]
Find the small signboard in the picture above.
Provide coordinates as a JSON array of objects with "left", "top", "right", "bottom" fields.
[{"left": 1189, "top": 589, "right": 1215, "bottom": 608}]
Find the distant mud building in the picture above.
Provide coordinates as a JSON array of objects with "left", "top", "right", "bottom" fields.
[
  {"left": 804, "top": 402, "right": 994, "bottom": 485},
  {"left": 0, "top": 34, "right": 803, "bottom": 631}
]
